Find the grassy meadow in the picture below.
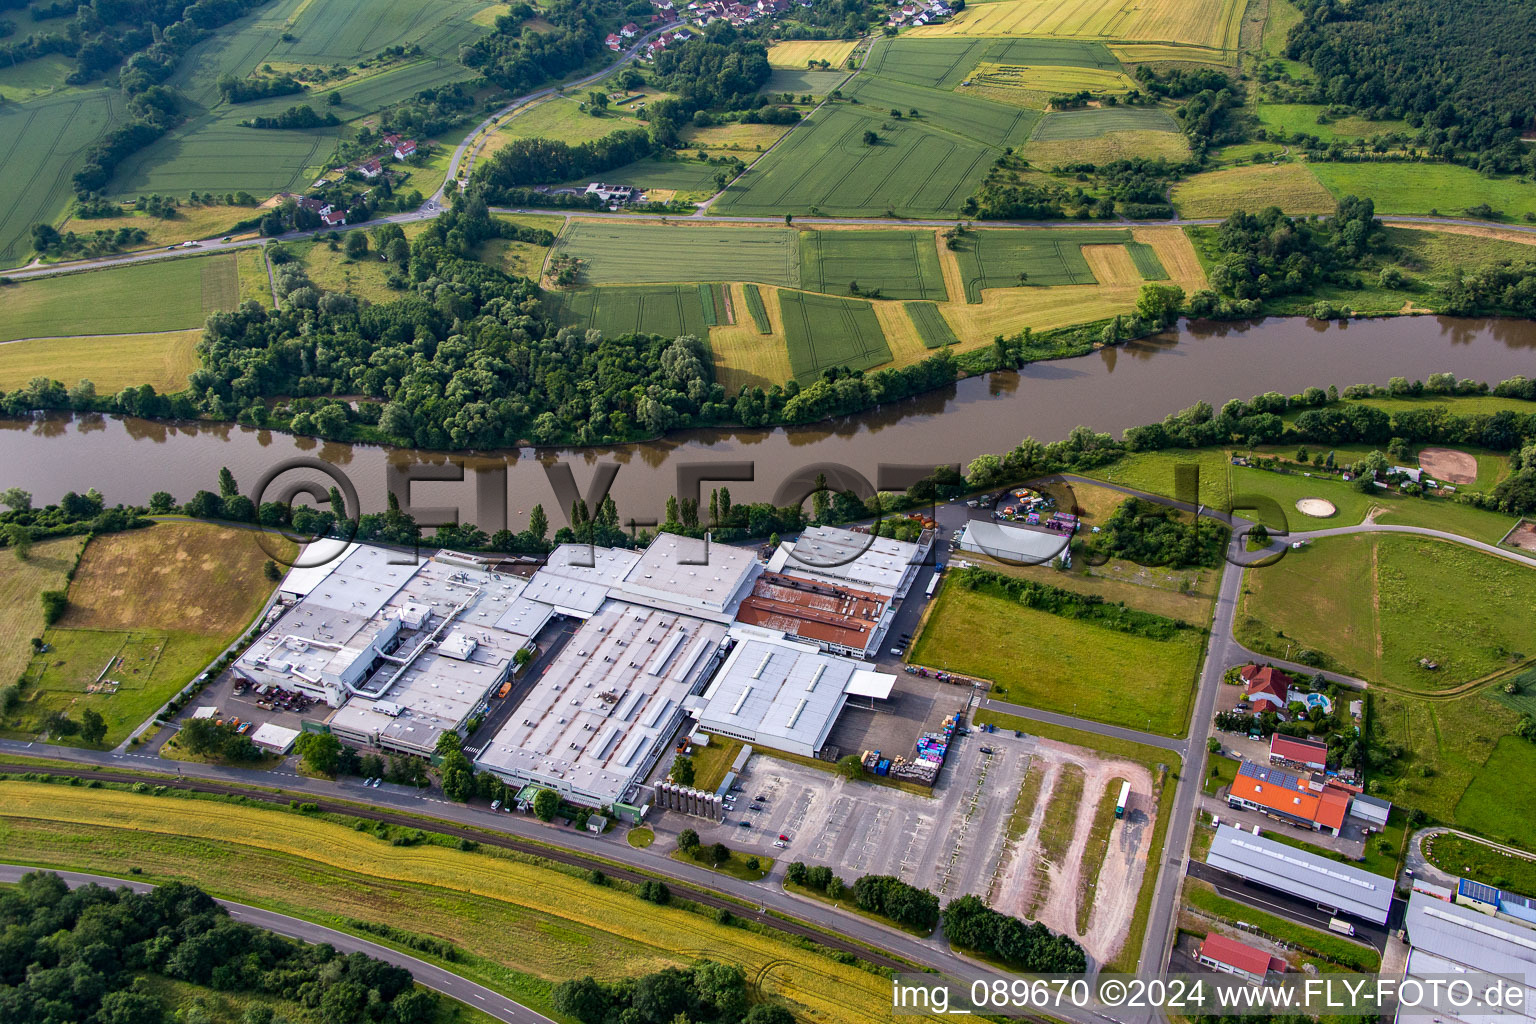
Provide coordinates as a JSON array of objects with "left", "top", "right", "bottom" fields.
[
  {"left": 0, "top": 331, "right": 202, "bottom": 393},
  {"left": 1, "top": 257, "right": 239, "bottom": 342},
  {"left": 1171, "top": 162, "right": 1336, "bottom": 218},
  {"left": 0, "top": 536, "right": 86, "bottom": 688},
  {"left": 1307, "top": 162, "right": 1536, "bottom": 220}
]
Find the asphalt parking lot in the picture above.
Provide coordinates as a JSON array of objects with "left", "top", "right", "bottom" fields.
[{"left": 821, "top": 673, "right": 972, "bottom": 762}]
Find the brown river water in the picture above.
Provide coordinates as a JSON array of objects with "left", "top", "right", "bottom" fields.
[{"left": 3, "top": 315, "right": 1534, "bottom": 532}]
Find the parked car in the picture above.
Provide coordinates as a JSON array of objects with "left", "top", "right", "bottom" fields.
[
  {"left": 491, "top": 800, "right": 501, "bottom": 811},
  {"left": 370, "top": 778, "right": 381, "bottom": 788},
  {"left": 778, "top": 833, "right": 789, "bottom": 841},
  {"left": 890, "top": 646, "right": 905, "bottom": 657},
  {"left": 773, "top": 840, "right": 787, "bottom": 848},
  {"left": 738, "top": 821, "right": 752, "bottom": 828},
  {"left": 979, "top": 746, "right": 993, "bottom": 755}
]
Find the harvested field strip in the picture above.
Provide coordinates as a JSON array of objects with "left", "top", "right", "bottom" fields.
[
  {"left": 0, "top": 784, "right": 935, "bottom": 1024},
  {"left": 905, "top": 302, "right": 961, "bottom": 348},
  {"left": 0, "top": 330, "right": 201, "bottom": 393},
  {"left": 709, "top": 286, "right": 793, "bottom": 394},
  {"left": 1081, "top": 244, "right": 1142, "bottom": 287},
  {"left": 742, "top": 283, "right": 772, "bottom": 333},
  {"left": 1171, "top": 162, "right": 1335, "bottom": 218},
  {"left": 953, "top": 229, "right": 1129, "bottom": 302},
  {"left": 779, "top": 291, "right": 892, "bottom": 383},
  {"left": 1125, "top": 240, "right": 1169, "bottom": 280},
  {"left": 907, "top": 0, "right": 1246, "bottom": 51},
  {"left": 1075, "top": 778, "right": 1127, "bottom": 935}
]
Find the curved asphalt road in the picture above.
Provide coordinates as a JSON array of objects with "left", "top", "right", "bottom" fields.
[{"left": 0, "top": 864, "right": 554, "bottom": 1024}]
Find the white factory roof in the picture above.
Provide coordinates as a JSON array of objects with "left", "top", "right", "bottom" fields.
[
  {"left": 615, "top": 533, "right": 762, "bottom": 622},
  {"left": 1207, "top": 824, "right": 1393, "bottom": 924},
  {"left": 768, "top": 525, "right": 920, "bottom": 597},
  {"left": 249, "top": 722, "right": 301, "bottom": 753},
  {"left": 279, "top": 539, "right": 362, "bottom": 596},
  {"left": 474, "top": 600, "right": 727, "bottom": 804},
  {"left": 516, "top": 543, "right": 643, "bottom": 618},
  {"left": 959, "top": 520, "right": 1069, "bottom": 564},
  {"left": 1404, "top": 891, "right": 1536, "bottom": 1024}
]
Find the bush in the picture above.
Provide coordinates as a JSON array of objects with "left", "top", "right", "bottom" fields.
[{"left": 40, "top": 589, "right": 68, "bottom": 625}]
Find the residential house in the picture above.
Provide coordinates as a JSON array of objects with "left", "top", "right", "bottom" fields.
[
  {"left": 621, "top": 21, "right": 641, "bottom": 36},
  {"left": 606, "top": 33, "right": 623, "bottom": 49},
  {"left": 1269, "top": 733, "right": 1328, "bottom": 771},
  {"left": 382, "top": 132, "right": 402, "bottom": 148},
  {"left": 1242, "top": 664, "right": 1294, "bottom": 710},
  {"left": 358, "top": 158, "right": 383, "bottom": 179},
  {"left": 393, "top": 139, "right": 417, "bottom": 160},
  {"left": 321, "top": 207, "right": 347, "bottom": 227},
  {"left": 585, "top": 182, "right": 638, "bottom": 204},
  {"left": 1197, "top": 932, "right": 1287, "bottom": 985},
  {"left": 1227, "top": 760, "right": 1353, "bottom": 836}
]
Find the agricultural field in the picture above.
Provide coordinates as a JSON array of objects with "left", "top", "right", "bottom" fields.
[
  {"left": 766, "top": 39, "right": 859, "bottom": 68},
  {"left": 798, "top": 229, "right": 949, "bottom": 300},
  {"left": 235, "top": 248, "right": 275, "bottom": 306},
  {"left": 0, "top": 53, "right": 75, "bottom": 102},
  {"left": 905, "top": 301, "right": 961, "bottom": 348},
  {"left": 1170, "top": 162, "right": 1336, "bottom": 218},
  {"left": 1023, "top": 129, "right": 1190, "bottom": 166},
  {"left": 478, "top": 213, "right": 564, "bottom": 278},
  {"left": 677, "top": 118, "right": 797, "bottom": 156},
  {"left": 763, "top": 68, "right": 848, "bottom": 96},
  {"left": 545, "top": 284, "right": 709, "bottom": 339},
  {"left": 0, "top": 536, "right": 86, "bottom": 689},
  {"left": 564, "top": 154, "right": 725, "bottom": 194},
  {"left": 863, "top": 36, "right": 1122, "bottom": 91},
  {"left": 0, "top": 783, "right": 939, "bottom": 1024},
  {"left": 910, "top": 581, "right": 1202, "bottom": 736},
  {"left": 906, "top": 0, "right": 1248, "bottom": 54},
  {"left": 779, "top": 291, "right": 892, "bottom": 382},
  {"left": 0, "top": 257, "right": 240, "bottom": 342},
  {"left": 950, "top": 228, "right": 1129, "bottom": 300},
  {"left": 0, "top": 88, "right": 121, "bottom": 269},
  {"left": 6, "top": 522, "right": 289, "bottom": 747},
  {"left": 1256, "top": 103, "right": 1407, "bottom": 142},
  {"left": 958, "top": 62, "right": 1137, "bottom": 106},
  {"left": 495, "top": 94, "right": 651, "bottom": 147},
  {"left": 551, "top": 221, "right": 800, "bottom": 286},
  {"left": 1307, "top": 162, "right": 1536, "bottom": 220},
  {"left": 1030, "top": 106, "right": 1179, "bottom": 140},
  {"left": 0, "top": 331, "right": 203, "bottom": 393},
  {"left": 1235, "top": 534, "right": 1536, "bottom": 689},
  {"left": 1080, "top": 244, "right": 1144, "bottom": 287},
  {"left": 708, "top": 285, "right": 794, "bottom": 393}
]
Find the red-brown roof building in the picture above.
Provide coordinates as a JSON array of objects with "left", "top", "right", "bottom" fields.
[
  {"left": 1242, "top": 664, "right": 1294, "bottom": 709},
  {"left": 733, "top": 571, "right": 891, "bottom": 659},
  {"left": 1270, "top": 732, "right": 1328, "bottom": 770},
  {"left": 1228, "top": 760, "right": 1352, "bottom": 835},
  {"left": 1197, "top": 932, "right": 1287, "bottom": 984}
]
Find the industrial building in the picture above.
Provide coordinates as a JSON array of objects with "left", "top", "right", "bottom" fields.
[
  {"left": 957, "top": 519, "right": 1071, "bottom": 566},
  {"left": 613, "top": 533, "right": 762, "bottom": 622},
  {"left": 733, "top": 571, "right": 892, "bottom": 659},
  {"left": 474, "top": 601, "right": 729, "bottom": 806},
  {"left": 1226, "top": 761, "right": 1353, "bottom": 836},
  {"left": 768, "top": 525, "right": 930, "bottom": 601},
  {"left": 1402, "top": 890, "right": 1536, "bottom": 1024},
  {"left": 1206, "top": 824, "right": 1393, "bottom": 924},
  {"left": 1197, "top": 932, "right": 1286, "bottom": 985},
  {"left": 689, "top": 630, "right": 895, "bottom": 757}
]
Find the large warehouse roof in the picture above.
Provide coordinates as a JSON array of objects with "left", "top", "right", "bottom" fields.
[
  {"left": 1405, "top": 891, "right": 1536, "bottom": 1024},
  {"left": 768, "top": 525, "right": 924, "bottom": 598},
  {"left": 734, "top": 571, "right": 889, "bottom": 657},
  {"left": 616, "top": 533, "right": 761, "bottom": 622},
  {"left": 959, "top": 520, "right": 1069, "bottom": 565},
  {"left": 1207, "top": 824, "right": 1393, "bottom": 924}
]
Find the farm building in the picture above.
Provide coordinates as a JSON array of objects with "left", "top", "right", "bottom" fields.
[
  {"left": 1269, "top": 733, "right": 1328, "bottom": 770},
  {"left": 689, "top": 629, "right": 894, "bottom": 756},
  {"left": 474, "top": 601, "right": 729, "bottom": 806},
  {"left": 1196, "top": 932, "right": 1286, "bottom": 985},
  {"left": 957, "top": 519, "right": 1070, "bottom": 566},
  {"left": 1403, "top": 890, "right": 1536, "bottom": 1024},
  {"left": 1241, "top": 665, "right": 1294, "bottom": 709},
  {"left": 733, "top": 571, "right": 892, "bottom": 659},
  {"left": 1227, "top": 761, "right": 1353, "bottom": 835},
  {"left": 1206, "top": 824, "right": 1393, "bottom": 924},
  {"left": 768, "top": 524, "right": 931, "bottom": 601}
]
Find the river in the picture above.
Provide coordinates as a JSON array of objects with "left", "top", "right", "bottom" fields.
[{"left": 3, "top": 315, "right": 1534, "bottom": 532}]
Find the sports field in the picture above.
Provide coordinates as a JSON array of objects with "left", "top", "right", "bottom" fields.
[
  {"left": 1030, "top": 106, "right": 1179, "bottom": 139},
  {"left": 907, "top": 0, "right": 1247, "bottom": 52},
  {"left": 546, "top": 285, "right": 709, "bottom": 339},
  {"left": 951, "top": 228, "right": 1130, "bottom": 301},
  {"left": 0, "top": 331, "right": 202, "bottom": 393},
  {"left": 1235, "top": 534, "right": 1536, "bottom": 689},
  {"left": 779, "top": 291, "right": 892, "bottom": 382},
  {"left": 551, "top": 221, "right": 801, "bottom": 286},
  {"left": 766, "top": 39, "right": 859, "bottom": 68},
  {"left": 1171, "top": 162, "right": 1336, "bottom": 218},
  {"left": 905, "top": 302, "right": 961, "bottom": 348},
  {"left": 798, "top": 229, "right": 949, "bottom": 300},
  {"left": 1, "top": 257, "right": 239, "bottom": 342}
]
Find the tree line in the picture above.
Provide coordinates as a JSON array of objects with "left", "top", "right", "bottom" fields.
[
  {"left": 552, "top": 961, "right": 793, "bottom": 1024},
  {"left": 952, "top": 565, "right": 1196, "bottom": 638}
]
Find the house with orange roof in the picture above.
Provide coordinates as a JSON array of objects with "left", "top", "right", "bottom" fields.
[{"left": 1227, "top": 760, "right": 1353, "bottom": 836}]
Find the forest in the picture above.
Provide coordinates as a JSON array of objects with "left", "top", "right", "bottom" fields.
[
  {"left": 0, "top": 871, "right": 440, "bottom": 1024},
  {"left": 461, "top": 0, "right": 625, "bottom": 96},
  {"left": 1202, "top": 195, "right": 1384, "bottom": 301},
  {"left": 552, "top": 962, "right": 793, "bottom": 1024},
  {"left": 1285, "top": 0, "right": 1536, "bottom": 172}
]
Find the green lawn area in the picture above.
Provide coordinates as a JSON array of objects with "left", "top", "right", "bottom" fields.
[
  {"left": 499, "top": 95, "right": 650, "bottom": 146},
  {"left": 625, "top": 826, "right": 655, "bottom": 849},
  {"left": 668, "top": 847, "right": 773, "bottom": 881},
  {"left": 1455, "top": 737, "right": 1536, "bottom": 851},
  {"left": 1184, "top": 881, "right": 1380, "bottom": 970},
  {"left": 1308, "top": 162, "right": 1536, "bottom": 220},
  {"left": 0, "top": 256, "right": 240, "bottom": 341},
  {"left": 913, "top": 583, "right": 1203, "bottom": 736},
  {"left": 778, "top": 290, "right": 892, "bottom": 383},
  {"left": 1236, "top": 534, "right": 1536, "bottom": 688},
  {"left": 763, "top": 68, "right": 848, "bottom": 95},
  {"left": 565, "top": 155, "right": 724, "bottom": 194},
  {"left": 689, "top": 736, "right": 745, "bottom": 792},
  {"left": 1031, "top": 107, "right": 1179, "bottom": 140},
  {"left": 1257, "top": 103, "right": 1407, "bottom": 141},
  {"left": 551, "top": 221, "right": 801, "bottom": 286},
  {"left": 1203, "top": 754, "right": 1238, "bottom": 796},
  {"left": 1424, "top": 833, "right": 1536, "bottom": 897},
  {"left": 0, "top": 536, "right": 86, "bottom": 688},
  {"left": 798, "top": 229, "right": 948, "bottom": 301}
]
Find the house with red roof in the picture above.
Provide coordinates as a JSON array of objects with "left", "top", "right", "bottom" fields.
[
  {"left": 392, "top": 139, "right": 417, "bottom": 160},
  {"left": 606, "top": 32, "right": 623, "bottom": 49},
  {"left": 1270, "top": 733, "right": 1328, "bottom": 771},
  {"left": 358, "top": 158, "right": 383, "bottom": 179},
  {"left": 1197, "top": 932, "right": 1287, "bottom": 985},
  {"left": 320, "top": 207, "right": 347, "bottom": 228},
  {"left": 621, "top": 21, "right": 640, "bottom": 36},
  {"left": 1241, "top": 664, "right": 1294, "bottom": 710},
  {"left": 1227, "top": 760, "right": 1353, "bottom": 835}
]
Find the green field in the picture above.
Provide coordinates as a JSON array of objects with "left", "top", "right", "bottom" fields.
[
  {"left": 0, "top": 53, "right": 75, "bottom": 102},
  {"left": 911, "top": 582, "right": 1202, "bottom": 736},
  {"left": 905, "top": 302, "right": 960, "bottom": 348},
  {"left": 1030, "top": 107, "right": 1179, "bottom": 140},
  {"left": 545, "top": 284, "right": 709, "bottom": 339},
  {"left": 1124, "top": 241, "right": 1169, "bottom": 280},
  {"left": 0, "top": 536, "right": 86, "bottom": 689},
  {"left": 1235, "top": 534, "right": 1536, "bottom": 688},
  {"left": 1171, "top": 162, "right": 1336, "bottom": 218},
  {"left": 1307, "top": 162, "right": 1536, "bottom": 220},
  {"left": 863, "top": 37, "right": 1122, "bottom": 91},
  {"left": 1, "top": 257, "right": 239, "bottom": 341},
  {"left": 779, "top": 291, "right": 892, "bottom": 382},
  {"left": 0, "top": 88, "right": 122, "bottom": 268},
  {"left": 1257, "top": 103, "right": 1407, "bottom": 142},
  {"left": 764, "top": 68, "right": 848, "bottom": 95},
  {"left": 742, "top": 283, "right": 772, "bottom": 333},
  {"left": 798, "top": 229, "right": 948, "bottom": 300},
  {"left": 951, "top": 228, "right": 1128, "bottom": 301},
  {"left": 551, "top": 221, "right": 800, "bottom": 286},
  {"left": 1425, "top": 833, "right": 1536, "bottom": 897},
  {"left": 499, "top": 95, "right": 650, "bottom": 147},
  {"left": 565, "top": 155, "right": 724, "bottom": 193}
]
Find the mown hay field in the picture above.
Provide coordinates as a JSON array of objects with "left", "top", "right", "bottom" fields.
[
  {"left": 961, "top": 62, "right": 1139, "bottom": 106},
  {"left": 0, "top": 331, "right": 202, "bottom": 393},
  {"left": 58, "top": 203, "right": 259, "bottom": 250},
  {"left": 1, "top": 256, "right": 239, "bottom": 342},
  {"left": 1170, "top": 162, "right": 1336, "bottom": 218},
  {"left": 552, "top": 221, "right": 800, "bottom": 286},
  {"left": 0, "top": 536, "right": 85, "bottom": 687},
  {"left": 766, "top": 39, "right": 858, "bottom": 68},
  {"left": 865, "top": 36, "right": 1120, "bottom": 90},
  {"left": 908, "top": 0, "right": 1246, "bottom": 52},
  {"left": 677, "top": 118, "right": 796, "bottom": 155},
  {"left": 0, "top": 784, "right": 941, "bottom": 1024},
  {"left": 779, "top": 291, "right": 892, "bottom": 382},
  {"left": 1080, "top": 244, "right": 1142, "bottom": 287},
  {"left": 798, "top": 229, "right": 949, "bottom": 300},
  {"left": 709, "top": 285, "right": 794, "bottom": 393}
]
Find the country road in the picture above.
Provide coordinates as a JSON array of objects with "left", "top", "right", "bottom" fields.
[{"left": 0, "top": 864, "right": 557, "bottom": 1024}]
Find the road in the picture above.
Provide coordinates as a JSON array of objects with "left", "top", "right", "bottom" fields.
[{"left": 0, "top": 864, "right": 556, "bottom": 1024}]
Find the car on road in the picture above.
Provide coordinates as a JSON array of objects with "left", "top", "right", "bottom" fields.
[
  {"left": 221, "top": 236, "right": 231, "bottom": 242},
  {"left": 773, "top": 840, "right": 786, "bottom": 848},
  {"left": 181, "top": 240, "right": 198, "bottom": 248},
  {"left": 370, "top": 778, "right": 381, "bottom": 788},
  {"left": 738, "top": 821, "right": 751, "bottom": 828}
]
